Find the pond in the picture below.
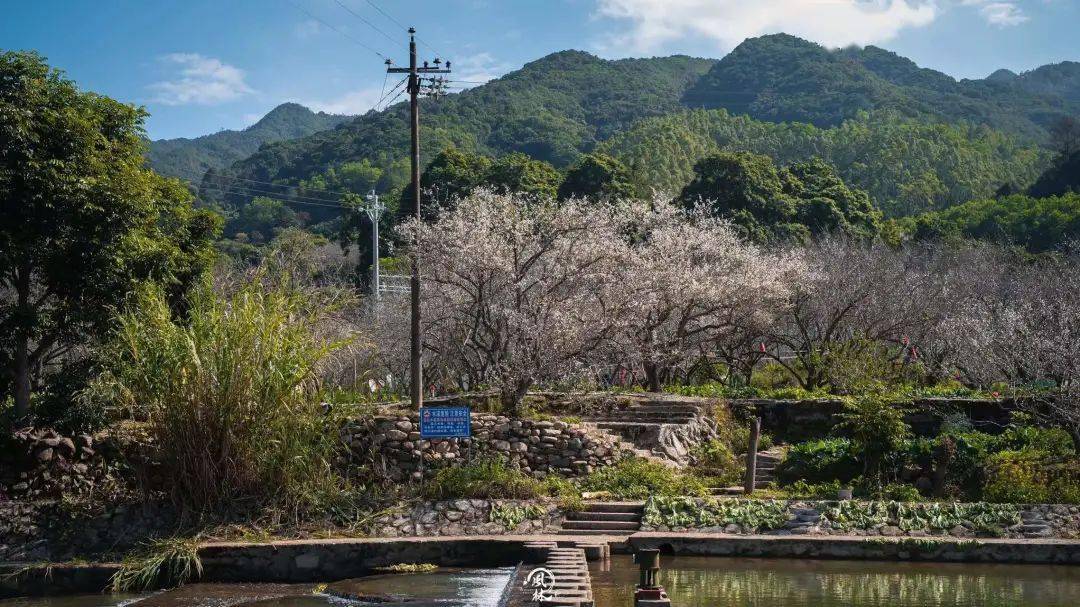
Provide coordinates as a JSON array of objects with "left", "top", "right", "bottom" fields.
[
  {"left": 3, "top": 558, "right": 1079, "bottom": 607},
  {"left": 590, "top": 555, "right": 1080, "bottom": 607},
  {"left": 0, "top": 568, "right": 513, "bottom": 607}
]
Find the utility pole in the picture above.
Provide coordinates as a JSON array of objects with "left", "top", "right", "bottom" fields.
[
  {"left": 387, "top": 28, "right": 450, "bottom": 409},
  {"left": 364, "top": 189, "right": 384, "bottom": 300}
]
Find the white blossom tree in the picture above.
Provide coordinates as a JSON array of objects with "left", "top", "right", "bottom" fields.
[
  {"left": 947, "top": 249, "right": 1080, "bottom": 449},
  {"left": 763, "top": 237, "right": 956, "bottom": 391},
  {"left": 616, "top": 200, "right": 794, "bottom": 391},
  {"left": 402, "top": 190, "right": 631, "bottom": 410}
]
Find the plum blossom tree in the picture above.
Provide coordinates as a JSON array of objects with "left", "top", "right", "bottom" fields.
[
  {"left": 618, "top": 200, "right": 794, "bottom": 391},
  {"left": 947, "top": 249, "right": 1080, "bottom": 449},
  {"left": 763, "top": 238, "right": 955, "bottom": 391},
  {"left": 401, "top": 190, "right": 631, "bottom": 410}
]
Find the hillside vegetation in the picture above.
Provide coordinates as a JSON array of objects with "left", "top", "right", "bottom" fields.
[
  {"left": 205, "top": 36, "right": 1078, "bottom": 221},
  {"left": 147, "top": 102, "right": 351, "bottom": 179}
]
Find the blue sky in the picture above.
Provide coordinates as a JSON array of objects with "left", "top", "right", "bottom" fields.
[{"left": 3, "top": 0, "right": 1078, "bottom": 140}]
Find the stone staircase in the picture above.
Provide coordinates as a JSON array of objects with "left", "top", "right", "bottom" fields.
[
  {"left": 574, "top": 395, "right": 717, "bottom": 464},
  {"left": 559, "top": 501, "right": 644, "bottom": 536},
  {"left": 710, "top": 446, "right": 786, "bottom": 496}
]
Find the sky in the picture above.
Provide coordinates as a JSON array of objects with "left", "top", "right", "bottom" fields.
[{"left": 3, "top": 0, "right": 1078, "bottom": 140}]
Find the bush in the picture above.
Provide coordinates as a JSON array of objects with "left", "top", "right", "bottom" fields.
[
  {"left": 780, "top": 479, "right": 844, "bottom": 499},
  {"left": 424, "top": 458, "right": 543, "bottom": 500},
  {"left": 777, "top": 438, "right": 860, "bottom": 484},
  {"left": 835, "top": 395, "right": 911, "bottom": 479},
  {"left": 983, "top": 451, "right": 1080, "bottom": 504},
  {"left": 582, "top": 458, "right": 708, "bottom": 499},
  {"left": 90, "top": 277, "right": 347, "bottom": 513}
]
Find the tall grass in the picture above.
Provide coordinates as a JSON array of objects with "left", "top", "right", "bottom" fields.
[{"left": 92, "top": 274, "right": 348, "bottom": 514}]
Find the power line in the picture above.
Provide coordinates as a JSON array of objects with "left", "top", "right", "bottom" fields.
[
  {"left": 196, "top": 182, "right": 350, "bottom": 206},
  {"left": 362, "top": 0, "right": 442, "bottom": 57},
  {"left": 197, "top": 185, "right": 348, "bottom": 210},
  {"left": 286, "top": 0, "right": 389, "bottom": 60},
  {"left": 171, "top": 168, "right": 362, "bottom": 199},
  {"left": 374, "top": 76, "right": 408, "bottom": 110},
  {"left": 332, "top": 0, "right": 398, "bottom": 47}
]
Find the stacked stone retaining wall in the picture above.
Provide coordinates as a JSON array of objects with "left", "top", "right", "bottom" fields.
[{"left": 343, "top": 413, "right": 629, "bottom": 481}]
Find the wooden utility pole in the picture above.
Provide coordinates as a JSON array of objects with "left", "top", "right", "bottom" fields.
[
  {"left": 744, "top": 417, "right": 761, "bottom": 495},
  {"left": 387, "top": 28, "right": 450, "bottom": 408}
]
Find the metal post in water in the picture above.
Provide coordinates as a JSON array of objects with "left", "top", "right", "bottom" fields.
[{"left": 633, "top": 549, "right": 671, "bottom": 607}]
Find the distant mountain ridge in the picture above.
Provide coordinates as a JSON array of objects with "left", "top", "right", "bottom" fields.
[
  {"left": 683, "top": 34, "right": 1080, "bottom": 140},
  {"left": 202, "top": 34, "right": 1076, "bottom": 218},
  {"left": 146, "top": 102, "right": 352, "bottom": 180}
]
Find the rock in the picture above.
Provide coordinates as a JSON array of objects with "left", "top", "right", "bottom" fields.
[
  {"left": 386, "top": 430, "right": 408, "bottom": 441},
  {"left": 35, "top": 448, "right": 54, "bottom": 463},
  {"left": 493, "top": 440, "right": 511, "bottom": 451}
]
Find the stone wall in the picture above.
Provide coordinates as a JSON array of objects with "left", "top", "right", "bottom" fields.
[
  {"left": 367, "top": 499, "right": 563, "bottom": 537},
  {"left": 735, "top": 398, "right": 1017, "bottom": 443},
  {"left": 640, "top": 498, "right": 1080, "bottom": 540},
  {"left": 0, "top": 500, "right": 176, "bottom": 562},
  {"left": 343, "top": 413, "right": 629, "bottom": 481}
]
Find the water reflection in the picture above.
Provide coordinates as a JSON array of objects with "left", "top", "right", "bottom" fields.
[
  {"left": 589, "top": 556, "right": 1080, "bottom": 607},
  {"left": 0, "top": 569, "right": 513, "bottom": 607}
]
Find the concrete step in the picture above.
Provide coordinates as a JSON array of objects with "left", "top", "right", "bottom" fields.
[
  {"left": 567, "top": 511, "right": 641, "bottom": 522},
  {"left": 556, "top": 529, "right": 635, "bottom": 536},
  {"left": 580, "top": 501, "right": 645, "bottom": 513},
  {"left": 562, "top": 520, "right": 640, "bottom": 531}
]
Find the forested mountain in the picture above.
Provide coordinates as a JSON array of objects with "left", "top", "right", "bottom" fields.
[
  {"left": 683, "top": 34, "right": 1080, "bottom": 142},
  {"left": 147, "top": 103, "right": 351, "bottom": 180},
  {"left": 598, "top": 109, "right": 1046, "bottom": 217},
  {"left": 206, "top": 35, "right": 1075, "bottom": 221},
  {"left": 216, "top": 51, "right": 715, "bottom": 188}
]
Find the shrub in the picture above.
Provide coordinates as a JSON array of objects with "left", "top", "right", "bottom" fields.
[
  {"left": 777, "top": 438, "right": 860, "bottom": 484},
  {"left": 779, "top": 479, "right": 844, "bottom": 499},
  {"left": 983, "top": 451, "right": 1080, "bottom": 504},
  {"left": 582, "top": 458, "right": 707, "bottom": 499},
  {"left": 90, "top": 277, "right": 347, "bottom": 513},
  {"left": 835, "top": 395, "right": 911, "bottom": 479},
  {"left": 424, "top": 458, "right": 543, "bottom": 500},
  {"left": 541, "top": 475, "right": 584, "bottom": 512}
]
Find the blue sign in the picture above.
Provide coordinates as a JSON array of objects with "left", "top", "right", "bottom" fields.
[{"left": 420, "top": 406, "right": 471, "bottom": 438}]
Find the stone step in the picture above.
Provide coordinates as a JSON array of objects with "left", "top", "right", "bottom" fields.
[
  {"left": 556, "top": 528, "right": 635, "bottom": 536},
  {"left": 567, "top": 511, "right": 641, "bottom": 522},
  {"left": 581, "top": 501, "right": 645, "bottom": 513},
  {"left": 562, "top": 520, "right": 640, "bottom": 531},
  {"left": 595, "top": 421, "right": 666, "bottom": 430}
]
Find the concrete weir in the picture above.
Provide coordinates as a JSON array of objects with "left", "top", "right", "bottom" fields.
[
  {"left": 4, "top": 532, "right": 1080, "bottom": 598},
  {"left": 501, "top": 540, "right": 606, "bottom": 607}
]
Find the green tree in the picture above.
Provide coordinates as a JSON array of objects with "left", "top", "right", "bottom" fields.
[
  {"left": 678, "top": 152, "right": 804, "bottom": 242},
  {"left": 784, "top": 158, "right": 881, "bottom": 239},
  {"left": 0, "top": 51, "right": 220, "bottom": 420},
  {"left": 483, "top": 152, "right": 562, "bottom": 199},
  {"left": 227, "top": 196, "right": 299, "bottom": 243},
  {"left": 557, "top": 152, "right": 641, "bottom": 200},
  {"left": 680, "top": 152, "right": 880, "bottom": 243}
]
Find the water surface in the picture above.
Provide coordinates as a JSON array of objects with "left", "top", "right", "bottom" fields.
[{"left": 590, "top": 555, "right": 1080, "bottom": 607}]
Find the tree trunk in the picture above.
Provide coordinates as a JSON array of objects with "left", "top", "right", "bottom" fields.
[
  {"left": 744, "top": 417, "right": 761, "bottom": 495},
  {"left": 13, "top": 267, "right": 32, "bottom": 422},
  {"left": 1070, "top": 427, "right": 1080, "bottom": 454},
  {"left": 644, "top": 361, "right": 661, "bottom": 392}
]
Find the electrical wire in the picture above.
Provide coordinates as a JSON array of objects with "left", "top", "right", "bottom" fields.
[
  {"left": 332, "top": 0, "right": 399, "bottom": 47},
  {"left": 285, "top": 0, "right": 389, "bottom": 60},
  {"left": 373, "top": 76, "right": 408, "bottom": 110},
  {"left": 171, "top": 168, "right": 360, "bottom": 199},
  {"left": 362, "top": 0, "right": 442, "bottom": 58},
  {"left": 197, "top": 185, "right": 349, "bottom": 210},
  {"left": 192, "top": 180, "right": 347, "bottom": 204}
]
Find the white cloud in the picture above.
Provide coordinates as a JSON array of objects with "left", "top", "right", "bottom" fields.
[
  {"left": 452, "top": 52, "right": 515, "bottom": 87},
  {"left": 149, "top": 53, "right": 255, "bottom": 106},
  {"left": 963, "top": 1, "right": 1029, "bottom": 26},
  {"left": 303, "top": 87, "right": 384, "bottom": 115},
  {"left": 593, "top": 0, "right": 939, "bottom": 52}
]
